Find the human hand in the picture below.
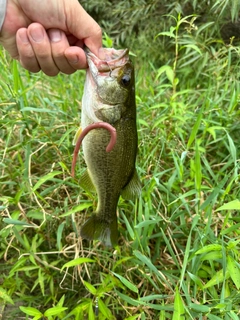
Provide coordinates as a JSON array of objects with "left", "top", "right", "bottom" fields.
[{"left": 0, "top": 0, "right": 102, "bottom": 76}]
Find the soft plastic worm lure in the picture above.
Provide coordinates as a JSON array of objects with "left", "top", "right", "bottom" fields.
[{"left": 71, "top": 122, "right": 117, "bottom": 177}]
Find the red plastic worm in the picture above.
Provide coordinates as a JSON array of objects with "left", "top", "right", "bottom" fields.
[{"left": 71, "top": 122, "right": 117, "bottom": 177}]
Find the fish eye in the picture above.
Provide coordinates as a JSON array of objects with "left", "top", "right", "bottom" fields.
[{"left": 120, "top": 74, "right": 131, "bottom": 87}]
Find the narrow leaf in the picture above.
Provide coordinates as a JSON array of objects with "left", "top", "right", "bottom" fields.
[
  {"left": 207, "top": 315, "right": 223, "bottom": 320},
  {"left": 227, "top": 255, "right": 240, "bottom": 289},
  {"left": 203, "top": 269, "right": 230, "bottom": 289},
  {"left": 189, "top": 303, "right": 210, "bottom": 312},
  {"left": 44, "top": 307, "right": 68, "bottom": 317},
  {"left": 180, "top": 44, "right": 202, "bottom": 55},
  {"left": 217, "top": 200, "right": 240, "bottom": 211},
  {"left": 228, "top": 310, "right": 239, "bottom": 320},
  {"left": 19, "top": 306, "right": 42, "bottom": 317},
  {"left": 88, "top": 301, "right": 95, "bottom": 320},
  {"left": 195, "top": 244, "right": 223, "bottom": 255},
  {"left": 187, "top": 113, "right": 202, "bottom": 149},
  {"left": 98, "top": 298, "right": 113, "bottom": 318},
  {"left": 3, "top": 218, "right": 35, "bottom": 227},
  {"left": 57, "top": 222, "right": 65, "bottom": 251},
  {"left": 156, "top": 65, "right": 174, "bottom": 82},
  {"left": 121, "top": 211, "right": 135, "bottom": 240},
  {"left": 116, "top": 290, "right": 173, "bottom": 311},
  {"left": 83, "top": 281, "right": 97, "bottom": 295},
  {"left": 200, "top": 251, "right": 223, "bottom": 261},
  {"left": 20, "top": 107, "right": 65, "bottom": 113},
  {"left": 221, "top": 222, "right": 240, "bottom": 235},
  {"left": 133, "top": 250, "right": 169, "bottom": 287},
  {"left": 135, "top": 219, "right": 159, "bottom": 229},
  {"left": 133, "top": 250, "right": 158, "bottom": 273},
  {"left": 112, "top": 272, "right": 138, "bottom": 293},
  {"left": 194, "top": 142, "right": 202, "bottom": 193},
  {"left": 187, "top": 272, "right": 204, "bottom": 289},
  {"left": 32, "top": 171, "right": 62, "bottom": 191},
  {"left": 0, "top": 287, "right": 14, "bottom": 304},
  {"left": 173, "top": 287, "right": 185, "bottom": 320},
  {"left": 61, "top": 258, "right": 95, "bottom": 270},
  {"left": 60, "top": 203, "right": 92, "bottom": 217}
]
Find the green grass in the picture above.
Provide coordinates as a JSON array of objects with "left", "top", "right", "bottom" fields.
[{"left": 1, "top": 15, "right": 240, "bottom": 320}]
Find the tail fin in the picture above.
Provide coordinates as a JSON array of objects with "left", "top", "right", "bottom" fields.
[{"left": 80, "top": 214, "right": 118, "bottom": 247}]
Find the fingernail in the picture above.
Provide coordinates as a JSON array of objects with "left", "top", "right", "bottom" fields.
[
  {"left": 18, "top": 30, "right": 29, "bottom": 44},
  {"left": 68, "top": 55, "right": 79, "bottom": 64},
  {"left": 29, "top": 28, "right": 44, "bottom": 42},
  {"left": 49, "top": 29, "right": 62, "bottom": 43}
]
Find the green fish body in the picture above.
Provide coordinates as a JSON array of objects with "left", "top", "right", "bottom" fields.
[{"left": 79, "top": 48, "right": 141, "bottom": 247}]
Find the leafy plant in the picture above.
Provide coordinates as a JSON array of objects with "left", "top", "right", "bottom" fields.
[{"left": 1, "top": 1, "right": 240, "bottom": 319}]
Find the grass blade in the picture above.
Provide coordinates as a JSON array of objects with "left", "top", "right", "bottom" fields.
[{"left": 173, "top": 286, "right": 185, "bottom": 320}]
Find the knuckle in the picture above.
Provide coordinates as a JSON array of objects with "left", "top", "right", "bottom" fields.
[
  {"left": 53, "top": 51, "right": 65, "bottom": 59},
  {"left": 36, "top": 51, "right": 49, "bottom": 59},
  {"left": 44, "top": 69, "right": 59, "bottom": 76},
  {"left": 20, "top": 50, "right": 36, "bottom": 60},
  {"left": 20, "top": 61, "right": 40, "bottom": 73},
  {"left": 94, "top": 25, "right": 102, "bottom": 38}
]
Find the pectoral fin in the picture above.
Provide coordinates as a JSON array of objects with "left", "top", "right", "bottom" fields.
[
  {"left": 72, "top": 127, "right": 82, "bottom": 146},
  {"left": 121, "top": 169, "right": 141, "bottom": 200},
  {"left": 79, "top": 169, "right": 96, "bottom": 193}
]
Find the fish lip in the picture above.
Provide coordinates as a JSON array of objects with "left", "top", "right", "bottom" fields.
[{"left": 85, "top": 47, "right": 129, "bottom": 72}]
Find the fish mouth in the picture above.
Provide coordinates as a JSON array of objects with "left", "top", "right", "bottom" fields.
[{"left": 85, "top": 47, "right": 129, "bottom": 72}]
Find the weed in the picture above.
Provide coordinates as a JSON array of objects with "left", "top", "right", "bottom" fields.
[{"left": 1, "top": 7, "right": 240, "bottom": 320}]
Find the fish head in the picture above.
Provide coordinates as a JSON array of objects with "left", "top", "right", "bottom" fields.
[{"left": 83, "top": 48, "right": 135, "bottom": 124}]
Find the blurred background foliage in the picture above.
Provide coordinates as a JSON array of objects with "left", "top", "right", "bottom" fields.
[
  {"left": 1, "top": 0, "right": 240, "bottom": 319},
  {"left": 82, "top": 0, "right": 240, "bottom": 63}
]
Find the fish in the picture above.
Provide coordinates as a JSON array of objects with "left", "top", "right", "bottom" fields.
[{"left": 72, "top": 48, "right": 141, "bottom": 247}]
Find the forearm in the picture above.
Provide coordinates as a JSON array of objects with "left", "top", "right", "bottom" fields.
[{"left": 0, "top": 0, "right": 7, "bottom": 30}]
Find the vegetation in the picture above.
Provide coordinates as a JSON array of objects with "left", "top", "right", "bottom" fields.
[{"left": 0, "top": 1, "right": 240, "bottom": 319}]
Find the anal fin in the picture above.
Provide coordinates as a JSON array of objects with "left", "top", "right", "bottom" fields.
[{"left": 121, "top": 169, "right": 141, "bottom": 200}]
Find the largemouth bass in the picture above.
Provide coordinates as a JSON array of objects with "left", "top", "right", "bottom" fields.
[{"left": 73, "top": 48, "right": 141, "bottom": 247}]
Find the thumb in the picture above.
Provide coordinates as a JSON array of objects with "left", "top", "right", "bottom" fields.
[{"left": 67, "top": 2, "right": 102, "bottom": 56}]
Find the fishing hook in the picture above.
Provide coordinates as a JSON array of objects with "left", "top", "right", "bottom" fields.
[{"left": 106, "top": 61, "right": 114, "bottom": 77}]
